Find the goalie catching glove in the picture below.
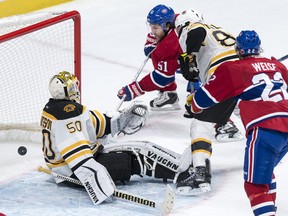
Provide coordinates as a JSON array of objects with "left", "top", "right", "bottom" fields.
[
  {"left": 110, "top": 101, "right": 148, "bottom": 136},
  {"left": 178, "top": 53, "right": 200, "bottom": 82}
]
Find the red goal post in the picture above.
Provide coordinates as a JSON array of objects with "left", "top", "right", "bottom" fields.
[{"left": 0, "top": 11, "right": 81, "bottom": 135}]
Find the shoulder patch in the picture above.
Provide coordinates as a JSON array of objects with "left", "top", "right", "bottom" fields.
[{"left": 63, "top": 104, "right": 76, "bottom": 113}]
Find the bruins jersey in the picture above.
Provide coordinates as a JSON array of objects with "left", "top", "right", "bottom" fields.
[
  {"left": 178, "top": 22, "right": 239, "bottom": 84},
  {"left": 40, "top": 98, "right": 109, "bottom": 183}
]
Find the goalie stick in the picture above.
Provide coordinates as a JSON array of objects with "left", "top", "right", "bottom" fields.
[{"left": 38, "top": 166, "right": 174, "bottom": 215}]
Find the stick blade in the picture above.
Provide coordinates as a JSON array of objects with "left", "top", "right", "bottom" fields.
[{"left": 160, "top": 184, "right": 175, "bottom": 215}]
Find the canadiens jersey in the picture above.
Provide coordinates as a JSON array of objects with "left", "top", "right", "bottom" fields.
[
  {"left": 193, "top": 57, "right": 288, "bottom": 134},
  {"left": 139, "top": 29, "right": 182, "bottom": 91},
  {"left": 40, "top": 98, "right": 109, "bottom": 182},
  {"left": 178, "top": 22, "right": 238, "bottom": 83}
]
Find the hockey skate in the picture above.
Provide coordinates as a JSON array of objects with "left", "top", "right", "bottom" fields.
[
  {"left": 150, "top": 91, "right": 181, "bottom": 111},
  {"left": 215, "top": 120, "right": 244, "bottom": 142},
  {"left": 176, "top": 160, "right": 211, "bottom": 196}
]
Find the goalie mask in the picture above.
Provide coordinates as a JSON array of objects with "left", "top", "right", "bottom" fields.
[{"left": 49, "top": 71, "right": 80, "bottom": 103}]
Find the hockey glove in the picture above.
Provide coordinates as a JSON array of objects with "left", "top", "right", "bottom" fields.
[
  {"left": 117, "top": 81, "right": 144, "bottom": 101},
  {"left": 144, "top": 33, "right": 157, "bottom": 57},
  {"left": 110, "top": 101, "right": 148, "bottom": 136},
  {"left": 185, "top": 93, "right": 203, "bottom": 115},
  {"left": 178, "top": 53, "right": 200, "bottom": 82}
]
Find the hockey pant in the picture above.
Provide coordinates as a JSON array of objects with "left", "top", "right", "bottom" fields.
[
  {"left": 100, "top": 141, "right": 192, "bottom": 183},
  {"left": 193, "top": 97, "right": 236, "bottom": 125},
  {"left": 243, "top": 128, "right": 288, "bottom": 216}
]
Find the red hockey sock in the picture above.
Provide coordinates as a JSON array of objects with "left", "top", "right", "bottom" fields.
[{"left": 244, "top": 181, "right": 276, "bottom": 216}]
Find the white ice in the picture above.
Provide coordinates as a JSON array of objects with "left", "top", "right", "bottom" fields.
[{"left": 1, "top": 0, "right": 288, "bottom": 215}]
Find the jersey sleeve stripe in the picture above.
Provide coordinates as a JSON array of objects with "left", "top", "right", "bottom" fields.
[
  {"left": 42, "top": 110, "right": 57, "bottom": 120},
  {"left": 92, "top": 110, "right": 106, "bottom": 137},
  {"left": 64, "top": 149, "right": 93, "bottom": 164},
  {"left": 208, "top": 50, "right": 238, "bottom": 76},
  {"left": 60, "top": 140, "right": 90, "bottom": 155},
  {"left": 151, "top": 70, "right": 175, "bottom": 88}
]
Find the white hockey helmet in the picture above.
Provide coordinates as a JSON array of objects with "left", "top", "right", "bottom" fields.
[
  {"left": 175, "top": 8, "right": 204, "bottom": 29},
  {"left": 49, "top": 71, "right": 80, "bottom": 103}
]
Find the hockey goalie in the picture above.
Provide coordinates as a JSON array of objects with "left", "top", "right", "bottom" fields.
[{"left": 40, "top": 71, "right": 197, "bottom": 205}]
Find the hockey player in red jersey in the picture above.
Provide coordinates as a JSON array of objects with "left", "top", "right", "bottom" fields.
[
  {"left": 117, "top": 4, "right": 182, "bottom": 111},
  {"left": 185, "top": 30, "right": 288, "bottom": 216}
]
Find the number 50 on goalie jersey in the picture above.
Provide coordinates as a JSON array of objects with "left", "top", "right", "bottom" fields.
[{"left": 40, "top": 98, "right": 108, "bottom": 182}]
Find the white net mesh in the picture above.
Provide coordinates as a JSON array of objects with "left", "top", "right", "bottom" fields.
[{"left": 0, "top": 11, "right": 80, "bottom": 136}]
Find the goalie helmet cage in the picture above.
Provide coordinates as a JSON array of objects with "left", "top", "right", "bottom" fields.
[{"left": 0, "top": 11, "right": 81, "bottom": 139}]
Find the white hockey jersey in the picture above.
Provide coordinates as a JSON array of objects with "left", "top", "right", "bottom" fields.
[
  {"left": 40, "top": 98, "right": 108, "bottom": 183},
  {"left": 178, "top": 22, "right": 238, "bottom": 84}
]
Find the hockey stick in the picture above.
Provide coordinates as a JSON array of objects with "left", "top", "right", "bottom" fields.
[
  {"left": 278, "top": 54, "right": 288, "bottom": 62},
  {"left": 38, "top": 166, "right": 174, "bottom": 214},
  {"left": 115, "top": 55, "right": 150, "bottom": 111},
  {"left": 116, "top": 47, "right": 156, "bottom": 111}
]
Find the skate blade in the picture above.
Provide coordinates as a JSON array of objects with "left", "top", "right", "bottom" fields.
[
  {"left": 215, "top": 133, "right": 245, "bottom": 142},
  {"left": 150, "top": 103, "right": 181, "bottom": 111},
  {"left": 176, "top": 183, "right": 211, "bottom": 196}
]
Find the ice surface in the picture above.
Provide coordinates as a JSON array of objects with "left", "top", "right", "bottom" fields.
[{"left": 1, "top": 0, "right": 288, "bottom": 215}]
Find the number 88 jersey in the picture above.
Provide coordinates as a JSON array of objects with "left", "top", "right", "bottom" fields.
[{"left": 178, "top": 22, "right": 239, "bottom": 84}]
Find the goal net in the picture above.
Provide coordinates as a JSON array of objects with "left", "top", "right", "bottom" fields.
[{"left": 0, "top": 11, "right": 81, "bottom": 142}]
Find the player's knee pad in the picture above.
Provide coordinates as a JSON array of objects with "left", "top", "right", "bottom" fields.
[{"left": 95, "top": 152, "right": 132, "bottom": 182}]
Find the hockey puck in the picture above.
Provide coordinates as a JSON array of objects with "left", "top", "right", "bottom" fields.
[{"left": 18, "top": 146, "right": 27, "bottom": 156}]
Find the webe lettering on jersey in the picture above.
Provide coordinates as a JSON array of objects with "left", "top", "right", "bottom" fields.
[
  {"left": 147, "top": 151, "right": 179, "bottom": 171},
  {"left": 113, "top": 190, "right": 156, "bottom": 207},
  {"left": 84, "top": 181, "right": 99, "bottom": 203},
  {"left": 40, "top": 116, "right": 52, "bottom": 130},
  {"left": 251, "top": 62, "right": 276, "bottom": 72}
]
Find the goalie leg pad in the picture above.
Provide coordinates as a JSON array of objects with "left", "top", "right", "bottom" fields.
[
  {"left": 95, "top": 152, "right": 132, "bottom": 182},
  {"left": 103, "top": 141, "right": 191, "bottom": 182},
  {"left": 74, "top": 158, "right": 115, "bottom": 205}
]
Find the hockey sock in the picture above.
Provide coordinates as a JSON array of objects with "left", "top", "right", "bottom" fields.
[{"left": 244, "top": 181, "right": 276, "bottom": 216}]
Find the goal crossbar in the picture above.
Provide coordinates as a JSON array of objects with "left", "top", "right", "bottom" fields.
[{"left": 0, "top": 10, "right": 81, "bottom": 132}]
